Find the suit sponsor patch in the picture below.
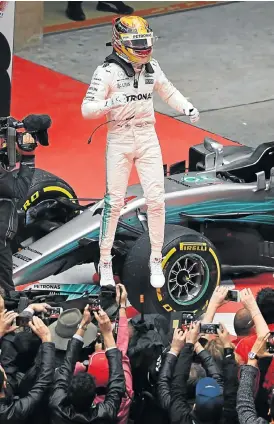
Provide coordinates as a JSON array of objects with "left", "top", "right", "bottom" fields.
[
  {"left": 127, "top": 93, "right": 152, "bottom": 102},
  {"left": 117, "top": 81, "right": 130, "bottom": 88}
]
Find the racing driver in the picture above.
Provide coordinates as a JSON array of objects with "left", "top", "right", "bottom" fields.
[{"left": 81, "top": 16, "right": 200, "bottom": 289}]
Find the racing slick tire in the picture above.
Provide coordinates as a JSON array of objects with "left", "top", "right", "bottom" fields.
[
  {"left": 12, "top": 169, "right": 78, "bottom": 252},
  {"left": 122, "top": 224, "right": 221, "bottom": 317},
  {"left": 18, "top": 168, "right": 78, "bottom": 211}
]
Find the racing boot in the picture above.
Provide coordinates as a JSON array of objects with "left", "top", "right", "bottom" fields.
[
  {"left": 99, "top": 257, "right": 115, "bottom": 287},
  {"left": 149, "top": 257, "right": 165, "bottom": 288}
]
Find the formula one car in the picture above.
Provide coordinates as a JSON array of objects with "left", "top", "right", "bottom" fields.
[{"left": 12, "top": 136, "right": 274, "bottom": 317}]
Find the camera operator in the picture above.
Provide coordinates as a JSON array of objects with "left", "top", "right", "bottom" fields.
[{"left": 0, "top": 133, "right": 36, "bottom": 294}]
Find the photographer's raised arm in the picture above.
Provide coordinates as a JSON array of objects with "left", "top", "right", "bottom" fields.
[
  {"left": 240, "top": 288, "right": 269, "bottom": 337},
  {"left": 93, "top": 308, "right": 125, "bottom": 422},
  {"left": 202, "top": 287, "right": 229, "bottom": 323}
]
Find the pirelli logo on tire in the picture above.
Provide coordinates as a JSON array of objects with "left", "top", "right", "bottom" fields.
[{"left": 179, "top": 242, "right": 208, "bottom": 252}]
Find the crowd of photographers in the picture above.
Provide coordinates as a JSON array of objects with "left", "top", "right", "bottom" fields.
[{"left": 0, "top": 282, "right": 274, "bottom": 424}]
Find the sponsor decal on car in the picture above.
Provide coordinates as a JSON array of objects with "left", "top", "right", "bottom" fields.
[
  {"left": 23, "top": 186, "right": 74, "bottom": 211},
  {"left": 180, "top": 242, "right": 208, "bottom": 252},
  {"left": 33, "top": 284, "right": 61, "bottom": 290},
  {"left": 182, "top": 175, "right": 220, "bottom": 184},
  {"left": 145, "top": 79, "right": 154, "bottom": 84},
  {"left": 23, "top": 191, "right": 39, "bottom": 210},
  {"left": 13, "top": 253, "right": 31, "bottom": 262},
  {"left": 24, "top": 246, "right": 42, "bottom": 256}
]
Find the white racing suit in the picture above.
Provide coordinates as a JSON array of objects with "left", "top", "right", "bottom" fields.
[{"left": 82, "top": 53, "right": 194, "bottom": 260}]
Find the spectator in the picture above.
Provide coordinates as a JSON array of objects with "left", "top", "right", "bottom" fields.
[
  {"left": 0, "top": 313, "right": 55, "bottom": 423},
  {"left": 156, "top": 329, "right": 207, "bottom": 414},
  {"left": 169, "top": 322, "right": 224, "bottom": 424},
  {"left": 232, "top": 308, "right": 254, "bottom": 346},
  {"left": 66, "top": 1, "right": 134, "bottom": 22},
  {"left": 237, "top": 333, "right": 273, "bottom": 424},
  {"left": 235, "top": 288, "right": 274, "bottom": 420},
  {"left": 0, "top": 303, "right": 50, "bottom": 394},
  {"left": 87, "top": 284, "right": 133, "bottom": 424},
  {"left": 156, "top": 328, "right": 186, "bottom": 413},
  {"left": 206, "top": 338, "right": 225, "bottom": 371},
  {"left": 235, "top": 288, "right": 271, "bottom": 364},
  {"left": 49, "top": 306, "right": 125, "bottom": 424},
  {"left": 217, "top": 323, "right": 239, "bottom": 424},
  {"left": 48, "top": 307, "right": 97, "bottom": 367}
]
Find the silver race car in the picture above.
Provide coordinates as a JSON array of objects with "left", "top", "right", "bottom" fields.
[{"left": 11, "top": 132, "right": 274, "bottom": 317}]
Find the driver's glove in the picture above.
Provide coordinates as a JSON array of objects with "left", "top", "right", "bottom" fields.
[
  {"left": 184, "top": 103, "right": 200, "bottom": 123},
  {"left": 106, "top": 93, "right": 128, "bottom": 109}
]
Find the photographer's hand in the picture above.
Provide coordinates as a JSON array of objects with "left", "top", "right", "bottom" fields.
[
  {"left": 17, "top": 133, "right": 37, "bottom": 156},
  {"left": 248, "top": 334, "right": 272, "bottom": 367},
  {"left": 76, "top": 305, "right": 92, "bottom": 338},
  {"left": 202, "top": 287, "right": 229, "bottom": 324},
  {"left": 25, "top": 303, "right": 51, "bottom": 314},
  {"left": 29, "top": 316, "right": 51, "bottom": 343},
  {"left": 116, "top": 284, "right": 127, "bottom": 317},
  {"left": 94, "top": 308, "right": 116, "bottom": 349},
  {"left": 0, "top": 310, "right": 18, "bottom": 337},
  {"left": 185, "top": 322, "right": 200, "bottom": 345},
  {"left": 217, "top": 323, "right": 233, "bottom": 348},
  {"left": 170, "top": 328, "right": 186, "bottom": 355},
  {"left": 240, "top": 288, "right": 269, "bottom": 337}
]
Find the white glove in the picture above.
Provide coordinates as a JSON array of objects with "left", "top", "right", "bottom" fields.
[
  {"left": 184, "top": 102, "right": 200, "bottom": 123},
  {"left": 107, "top": 92, "right": 128, "bottom": 109},
  {"left": 189, "top": 107, "right": 200, "bottom": 123}
]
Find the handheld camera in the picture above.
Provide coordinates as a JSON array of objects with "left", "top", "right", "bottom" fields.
[
  {"left": 200, "top": 323, "right": 220, "bottom": 335},
  {"left": 170, "top": 311, "right": 195, "bottom": 333},
  {"left": 267, "top": 332, "right": 274, "bottom": 353},
  {"left": 225, "top": 289, "right": 240, "bottom": 302},
  {"left": 0, "top": 114, "right": 51, "bottom": 170}
]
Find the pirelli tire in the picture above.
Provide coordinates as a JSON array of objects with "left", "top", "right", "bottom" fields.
[
  {"left": 17, "top": 168, "right": 78, "bottom": 211},
  {"left": 122, "top": 225, "right": 221, "bottom": 317}
]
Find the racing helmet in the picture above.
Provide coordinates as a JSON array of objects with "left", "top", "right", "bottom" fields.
[{"left": 112, "top": 16, "right": 155, "bottom": 65}]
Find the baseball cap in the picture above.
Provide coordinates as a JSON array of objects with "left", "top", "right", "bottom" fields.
[
  {"left": 87, "top": 351, "right": 109, "bottom": 387},
  {"left": 195, "top": 377, "right": 224, "bottom": 421}
]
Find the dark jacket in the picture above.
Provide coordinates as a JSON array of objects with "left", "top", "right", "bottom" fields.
[
  {"left": 237, "top": 365, "right": 267, "bottom": 424},
  {"left": 0, "top": 341, "right": 54, "bottom": 424},
  {"left": 0, "top": 155, "right": 35, "bottom": 243},
  {"left": 49, "top": 338, "right": 126, "bottom": 424},
  {"left": 0, "top": 333, "right": 18, "bottom": 394},
  {"left": 156, "top": 352, "right": 177, "bottom": 411},
  {"left": 158, "top": 347, "right": 223, "bottom": 414},
  {"left": 222, "top": 349, "right": 239, "bottom": 424},
  {"left": 169, "top": 343, "right": 223, "bottom": 424}
]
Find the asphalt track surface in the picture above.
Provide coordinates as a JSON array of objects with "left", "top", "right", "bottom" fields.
[{"left": 18, "top": 1, "right": 274, "bottom": 147}]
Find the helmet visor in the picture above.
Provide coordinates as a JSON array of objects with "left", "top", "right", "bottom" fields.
[{"left": 120, "top": 32, "right": 155, "bottom": 50}]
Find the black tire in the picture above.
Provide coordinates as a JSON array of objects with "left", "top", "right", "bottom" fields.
[
  {"left": 11, "top": 169, "right": 78, "bottom": 253},
  {"left": 122, "top": 224, "right": 221, "bottom": 317},
  {"left": 18, "top": 168, "right": 78, "bottom": 211}
]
